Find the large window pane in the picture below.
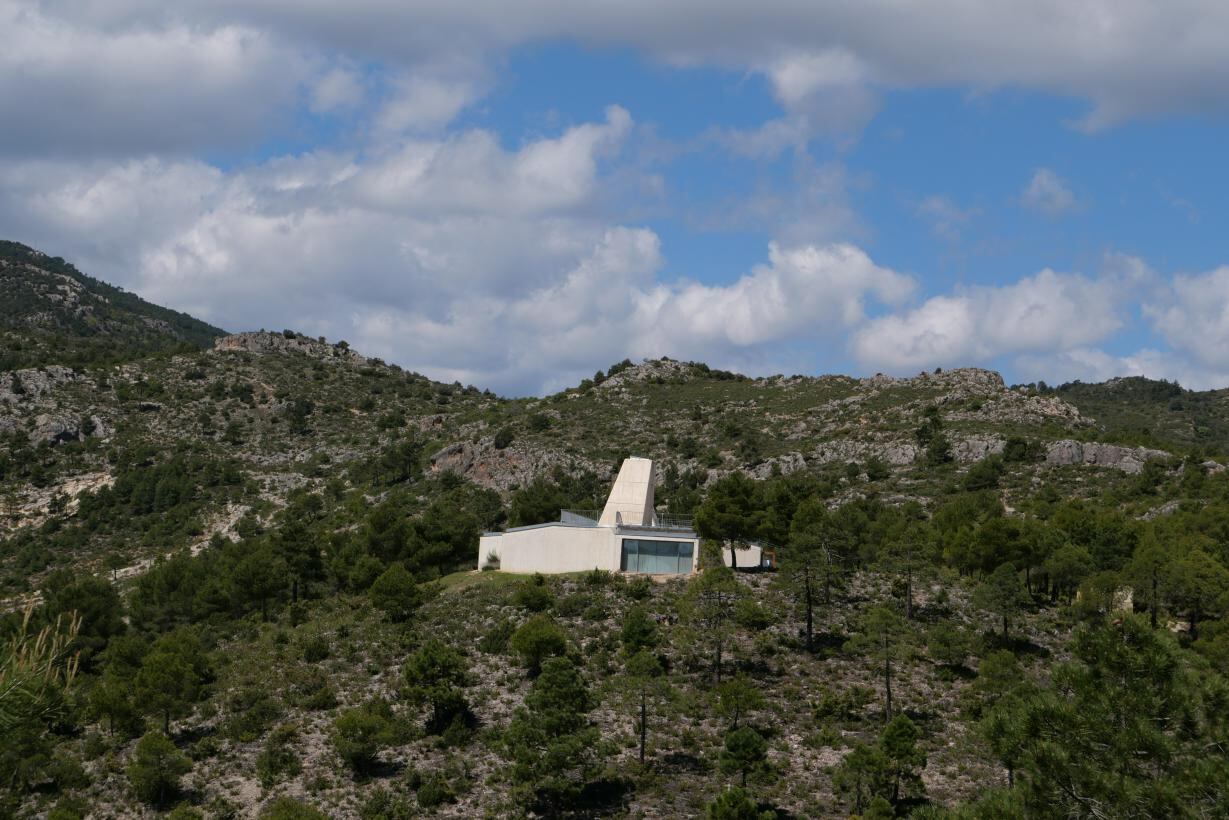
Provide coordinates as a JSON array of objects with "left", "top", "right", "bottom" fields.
[{"left": 620, "top": 539, "right": 694, "bottom": 574}]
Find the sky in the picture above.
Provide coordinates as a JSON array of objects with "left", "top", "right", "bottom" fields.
[{"left": 3, "top": 2, "right": 1229, "bottom": 396}]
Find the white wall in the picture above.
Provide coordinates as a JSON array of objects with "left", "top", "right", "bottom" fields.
[
  {"left": 479, "top": 524, "right": 700, "bottom": 575},
  {"left": 480, "top": 525, "right": 618, "bottom": 574},
  {"left": 721, "top": 545, "right": 765, "bottom": 569}
]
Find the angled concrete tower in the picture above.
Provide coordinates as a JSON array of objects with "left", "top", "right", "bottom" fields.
[{"left": 599, "top": 456, "right": 656, "bottom": 526}]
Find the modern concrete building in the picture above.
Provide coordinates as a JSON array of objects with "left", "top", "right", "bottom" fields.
[{"left": 478, "top": 457, "right": 700, "bottom": 575}]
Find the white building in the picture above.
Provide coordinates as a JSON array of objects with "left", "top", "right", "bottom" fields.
[{"left": 478, "top": 457, "right": 700, "bottom": 575}]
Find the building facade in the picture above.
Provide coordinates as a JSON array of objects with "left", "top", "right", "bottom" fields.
[{"left": 478, "top": 457, "right": 700, "bottom": 575}]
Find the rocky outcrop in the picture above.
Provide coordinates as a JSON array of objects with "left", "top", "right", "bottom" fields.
[
  {"left": 749, "top": 451, "right": 808, "bottom": 479},
  {"left": 429, "top": 439, "right": 605, "bottom": 492},
  {"left": 212, "top": 331, "right": 368, "bottom": 365},
  {"left": 598, "top": 358, "right": 696, "bottom": 390},
  {"left": 31, "top": 413, "right": 82, "bottom": 444},
  {"left": 809, "top": 439, "right": 919, "bottom": 466},
  {"left": 1045, "top": 440, "right": 1171, "bottom": 474},
  {"left": 952, "top": 436, "right": 1006, "bottom": 461},
  {"left": 0, "top": 366, "right": 78, "bottom": 404}
]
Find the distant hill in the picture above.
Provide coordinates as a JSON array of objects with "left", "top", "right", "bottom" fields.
[
  {"left": 1050, "top": 376, "right": 1229, "bottom": 456},
  {"left": 0, "top": 240, "right": 224, "bottom": 370}
]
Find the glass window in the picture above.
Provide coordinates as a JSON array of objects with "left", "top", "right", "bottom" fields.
[{"left": 620, "top": 539, "right": 695, "bottom": 574}]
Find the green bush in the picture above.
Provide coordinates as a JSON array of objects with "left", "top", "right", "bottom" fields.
[
  {"left": 301, "top": 634, "right": 329, "bottom": 663},
  {"left": 510, "top": 615, "right": 569, "bottom": 675},
  {"left": 256, "top": 725, "right": 302, "bottom": 787},
  {"left": 330, "top": 699, "right": 400, "bottom": 776},
  {"left": 512, "top": 576, "right": 555, "bottom": 612},
  {"left": 127, "top": 732, "right": 191, "bottom": 807},
  {"left": 479, "top": 619, "right": 516, "bottom": 654},
  {"left": 417, "top": 772, "right": 456, "bottom": 808}
]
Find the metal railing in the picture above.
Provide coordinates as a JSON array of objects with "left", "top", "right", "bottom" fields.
[
  {"left": 559, "top": 508, "right": 695, "bottom": 531},
  {"left": 559, "top": 509, "right": 601, "bottom": 526},
  {"left": 616, "top": 510, "right": 694, "bottom": 531}
]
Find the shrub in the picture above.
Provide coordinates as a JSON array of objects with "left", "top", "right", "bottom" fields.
[
  {"left": 417, "top": 772, "right": 456, "bottom": 808},
  {"left": 512, "top": 576, "right": 555, "bottom": 612},
  {"left": 479, "top": 619, "right": 516, "bottom": 654},
  {"left": 369, "top": 563, "right": 424, "bottom": 622},
  {"left": 259, "top": 797, "right": 330, "bottom": 819},
  {"left": 127, "top": 732, "right": 191, "bottom": 807},
  {"left": 510, "top": 615, "right": 568, "bottom": 675},
  {"left": 359, "top": 787, "right": 415, "bottom": 820},
  {"left": 493, "top": 428, "right": 515, "bottom": 450},
  {"left": 301, "top": 634, "right": 329, "bottom": 663},
  {"left": 256, "top": 725, "right": 301, "bottom": 787},
  {"left": 330, "top": 699, "right": 399, "bottom": 776}
]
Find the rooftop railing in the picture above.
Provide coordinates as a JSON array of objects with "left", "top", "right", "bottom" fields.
[
  {"left": 558, "top": 509, "right": 695, "bottom": 531},
  {"left": 559, "top": 509, "right": 601, "bottom": 526},
  {"left": 616, "top": 511, "right": 694, "bottom": 531}
]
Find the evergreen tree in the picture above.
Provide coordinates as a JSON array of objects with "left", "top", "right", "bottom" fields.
[
  {"left": 402, "top": 639, "right": 469, "bottom": 732},
  {"left": 510, "top": 615, "right": 569, "bottom": 676},
  {"left": 846, "top": 605, "right": 911, "bottom": 720},
  {"left": 973, "top": 563, "right": 1030, "bottom": 643},
  {"left": 134, "top": 630, "right": 209, "bottom": 734},
  {"left": 368, "top": 563, "right": 424, "bottom": 623},
  {"left": 694, "top": 473, "right": 766, "bottom": 570},
  {"left": 504, "top": 656, "right": 602, "bottom": 814},
  {"left": 879, "top": 714, "right": 926, "bottom": 803},
  {"left": 127, "top": 732, "right": 191, "bottom": 807},
  {"left": 684, "top": 566, "right": 744, "bottom": 684},
  {"left": 782, "top": 498, "right": 849, "bottom": 651},
  {"left": 719, "top": 726, "right": 768, "bottom": 787}
]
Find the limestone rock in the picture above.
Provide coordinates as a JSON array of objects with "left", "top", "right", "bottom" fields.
[
  {"left": 1045, "top": 440, "right": 1171, "bottom": 474},
  {"left": 212, "top": 331, "right": 368, "bottom": 365},
  {"left": 31, "top": 413, "right": 80, "bottom": 444},
  {"left": 749, "top": 451, "right": 807, "bottom": 479},
  {"left": 952, "top": 436, "right": 1005, "bottom": 462}
]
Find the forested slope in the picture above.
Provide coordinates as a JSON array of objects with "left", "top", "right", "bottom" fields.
[{"left": 2, "top": 244, "right": 1229, "bottom": 819}]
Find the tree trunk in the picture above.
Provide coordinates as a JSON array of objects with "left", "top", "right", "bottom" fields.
[
  {"left": 715, "top": 637, "right": 723, "bottom": 685},
  {"left": 804, "top": 568, "right": 814, "bottom": 653},
  {"left": 1150, "top": 574, "right": 1158, "bottom": 629},
  {"left": 164, "top": 709, "right": 170, "bottom": 735},
  {"left": 729, "top": 543, "right": 738, "bottom": 571},
  {"left": 905, "top": 564, "right": 913, "bottom": 620},
  {"left": 884, "top": 654, "right": 893, "bottom": 721},
  {"left": 1025, "top": 566, "right": 1032, "bottom": 595},
  {"left": 1008, "top": 764, "right": 1014, "bottom": 787},
  {"left": 639, "top": 687, "right": 647, "bottom": 764},
  {"left": 1002, "top": 613, "right": 1009, "bottom": 642}
]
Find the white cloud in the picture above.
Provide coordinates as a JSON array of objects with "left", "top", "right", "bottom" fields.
[
  {"left": 9, "top": 1, "right": 1229, "bottom": 157},
  {"left": 853, "top": 267, "right": 1126, "bottom": 373},
  {"left": 1145, "top": 265, "right": 1229, "bottom": 373},
  {"left": 916, "top": 195, "right": 978, "bottom": 241},
  {"left": 1021, "top": 168, "right": 1077, "bottom": 216},
  {"left": 311, "top": 67, "right": 365, "bottom": 113},
  {"left": 373, "top": 70, "right": 487, "bottom": 136},
  {"left": 0, "top": 3, "right": 306, "bottom": 156}
]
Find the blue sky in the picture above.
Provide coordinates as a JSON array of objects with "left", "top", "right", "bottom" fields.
[{"left": 3, "top": 2, "right": 1229, "bottom": 394}]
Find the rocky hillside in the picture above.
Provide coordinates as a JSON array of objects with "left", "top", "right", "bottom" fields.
[
  {"left": 0, "top": 249, "right": 1221, "bottom": 596},
  {"left": 5, "top": 246, "right": 1229, "bottom": 820},
  {"left": 0, "top": 241, "right": 224, "bottom": 371}
]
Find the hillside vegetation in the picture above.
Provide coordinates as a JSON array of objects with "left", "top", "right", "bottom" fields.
[
  {"left": 0, "top": 241, "right": 223, "bottom": 371},
  {"left": 2, "top": 245, "right": 1229, "bottom": 819}
]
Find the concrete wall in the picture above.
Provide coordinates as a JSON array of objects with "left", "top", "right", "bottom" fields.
[
  {"left": 721, "top": 544, "right": 765, "bottom": 570},
  {"left": 480, "top": 525, "right": 618, "bottom": 574},
  {"left": 479, "top": 524, "right": 700, "bottom": 575},
  {"left": 599, "top": 456, "right": 656, "bottom": 526}
]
